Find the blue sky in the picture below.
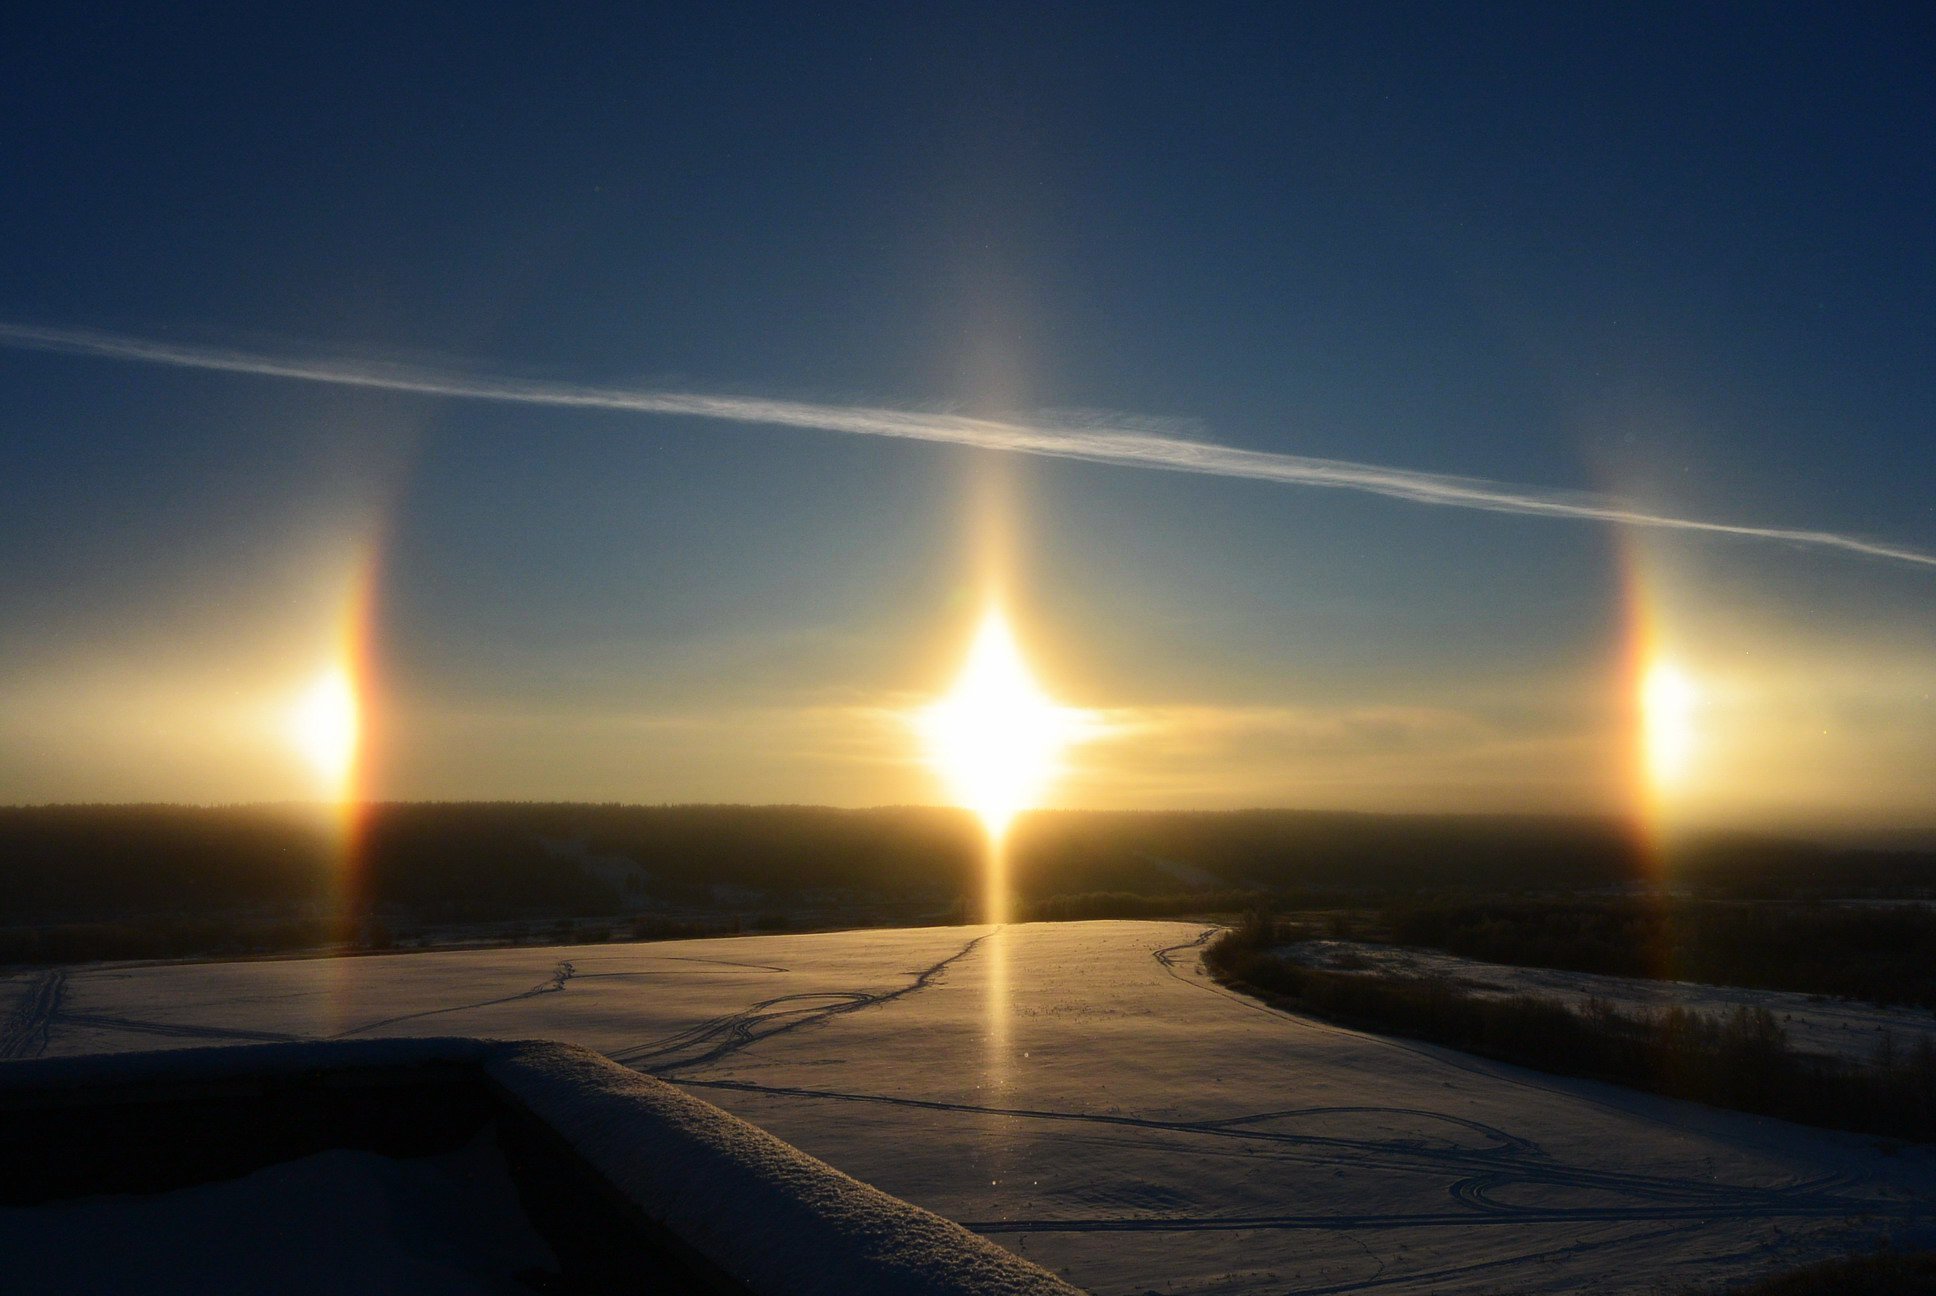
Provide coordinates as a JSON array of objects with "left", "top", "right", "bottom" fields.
[{"left": 2, "top": 5, "right": 1931, "bottom": 836}]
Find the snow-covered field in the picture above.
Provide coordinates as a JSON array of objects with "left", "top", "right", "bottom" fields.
[
  {"left": 5, "top": 920, "right": 1934, "bottom": 1295},
  {"left": 1286, "top": 938, "right": 1936, "bottom": 1063}
]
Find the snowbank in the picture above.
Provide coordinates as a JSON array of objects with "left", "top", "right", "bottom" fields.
[
  {"left": 489, "top": 1039, "right": 1085, "bottom": 1296},
  {"left": 0, "top": 1037, "right": 1084, "bottom": 1296}
]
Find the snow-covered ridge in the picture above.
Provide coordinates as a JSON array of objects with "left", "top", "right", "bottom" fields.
[{"left": 0, "top": 1037, "right": 1083, "bottom": 1296}]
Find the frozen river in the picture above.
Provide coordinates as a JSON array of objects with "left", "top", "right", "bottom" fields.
[{"left": 5, "top": 920, "right": 1933, "bottom": 1294}]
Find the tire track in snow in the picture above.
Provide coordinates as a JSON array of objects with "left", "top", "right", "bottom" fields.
[
  {"left": 1204, "top": 1104, "right": 1531, "bottom": 1155},
  {"left": 1286, "top": 1220, "right": 1705, "bottom": 1296},
  {"left": 660, "top": 955, "right": 793, "bottom": 973},
  {"left": 573, "top": 954, "right": 793, "bottom": 978},
  {"left": 1155, "top": 927, "right": 1817, "bottom": 1154},
  {"left": 961, "top": 1197, "right": 1897, "bottom": 1233},
  {"left": 676, "top": 1073, "right": 1889, "bottom": 1230},
  {"left": 56, "top": 1013, "right": 303, "bottom": 1044},
  {"left": 614, "top": 931, "right": 988, "bottom": 1073},
  {"left": 613, "top": 991, "right": 876, "bottom": 1071},
  {"left": 0, "top": 970, "right": 65, "bottom": 1059},
  {"left": 332, "top": 960, "right": 576, "bottom": 1037},
  {"left": 680, "top": 1077, "right": 1555, "bottom": 1174},
  {"left": 1154, "top": 929, "right": 1566, "bottom": 1160},
  {"left": 1169, "top": 938, "right": 1895, "bottom": 1214},
  {"left": 57, "top": 961, "right": 582, "bottom": 1046}
]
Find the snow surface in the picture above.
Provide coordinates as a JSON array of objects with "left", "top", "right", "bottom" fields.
[
  {"left": 6, "top": 920, "right": 1936, "bottom": 1294},
  {"left": 1286, "top": 938, "right": 1936, "bottom": 1062},
  {"left": 0, "top": 1130, "right": 555, "bottom": 1296},
  {"left": 493, "top": 1040, "right": 1084, "bottom": 1296},
  {"left": 0, "top": 1037, "right": 1082, "bottom": 1296}
]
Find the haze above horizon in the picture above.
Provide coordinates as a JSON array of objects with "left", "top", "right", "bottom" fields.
[{"left": 2, "top": 6, "right": 1931, "bottom": 842}]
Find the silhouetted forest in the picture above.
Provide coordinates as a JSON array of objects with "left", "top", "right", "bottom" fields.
[
  {"left": 1387, "top": 898, "right": 1936, "bottom": 1009},
  {"left": 1207, "top": 916, "right": 1936, "bottom": 1143},
  {"left": 1, "top": 802, "right": 1932, "bottom": 967}
]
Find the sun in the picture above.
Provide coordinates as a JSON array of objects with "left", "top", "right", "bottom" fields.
[
  {"left": 1641, "top": 658, "right": 1697, "bottom": 792},
  {"left": 919, "top": 607, "right": 1088, "bottom": 838},
  {"left": 289, "top": 666, "right": 360, "bottom": 797}
]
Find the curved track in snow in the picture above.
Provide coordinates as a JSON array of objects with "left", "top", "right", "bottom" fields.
[
  {"left": 0, "top": 971, "right": 65, "bottom": 1059},
  {"left": 14, "top": 922, "right": 1935, "bottom": 1295},
  {"left": 613, "top": 933, "right": 987, "bottom": 1072}
]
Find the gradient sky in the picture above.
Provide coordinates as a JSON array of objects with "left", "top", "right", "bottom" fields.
[{"left": 3, "top": 5, "right": 1931, "bottom": 839}]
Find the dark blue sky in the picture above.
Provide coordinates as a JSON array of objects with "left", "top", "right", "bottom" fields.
[{"left": 2, "top": 4, "right": 1930, "bottom": 832}]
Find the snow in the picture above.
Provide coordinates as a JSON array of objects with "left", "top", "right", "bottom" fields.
[
  {"left": 7, "top": 920, "right": 1936, "bottom": 1294},
  {"left": 1285, "top": 938, "right": 1936, "bottom": 1062},
  {"left": 0, "top": 1035, "right": 1079, "bottom": 1296},
  {"left": 492, "top": 1041, "right": 1085, "bottom": 1296},
  {"left": 0, "top": 1130, "right": 555, "bottom": 1296}
]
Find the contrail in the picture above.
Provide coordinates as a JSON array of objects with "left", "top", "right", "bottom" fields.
[{"left": 4, "top": 320, "right": 1931, "bottom": 569}]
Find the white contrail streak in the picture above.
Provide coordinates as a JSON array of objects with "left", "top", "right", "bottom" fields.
[{"left": 4, "top": 321, "right": 1931, "bottom": 569}]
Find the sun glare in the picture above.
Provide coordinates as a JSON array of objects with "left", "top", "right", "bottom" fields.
[
  {"left": 920, "top": 607, "right": 1087, "bottom": 839},
  {"left": 290, "top": 666, "right": 359, "bottom": 797},
  {"left": 1642, "top": 659, "right": 1698, "bottom": 791}
]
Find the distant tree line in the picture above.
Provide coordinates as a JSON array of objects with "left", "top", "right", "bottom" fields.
[
  {"left": 1207, "top": 916, "right": 1936, "bottom": 1143},
  {"left": 0, "top": 916, "right": 334, "bottom": 967},
  {"left": 1387, "top": 898, "right": 1936, "bottom": 1009},
  {"left": 1020, "top": 890, "right": 1267, "bottom": 922},
  {"left": 2, "top": 802, "right": 1931, "bottom": 969}
]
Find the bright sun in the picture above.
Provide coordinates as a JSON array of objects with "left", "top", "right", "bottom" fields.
[
  {"left": 290, "top": 666, "right": 360, "bottom": 795},
  {"left": 920, "top": 607, "right": 1087, "bottom": 837},
  {"left": 1641, "top": 658, "right": 1698, "bottom": 791}
]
